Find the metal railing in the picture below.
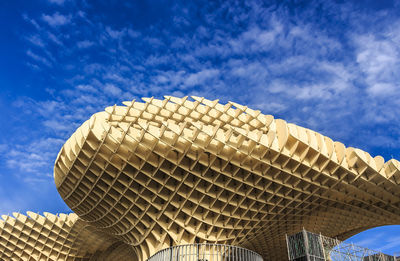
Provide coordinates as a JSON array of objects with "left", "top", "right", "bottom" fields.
[
  {"left": 147, "top": 244, "right": 263, "bottom": 261},
  {"left": 286, "top": 229, "right": 396, "bottom": 261}
]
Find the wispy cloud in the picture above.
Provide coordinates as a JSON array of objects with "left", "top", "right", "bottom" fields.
[
  {"left": 105, "top": 26, "right": 126, "bottom": 39},
  {"left": 6, "top": 137, "right": 64, "bottom": 177},
  {"left": 77, "top": 40, "right": 94, "bottom": 48},
  {"left": 183, "top": 69, "right": 220, "bottom": 88},
  {"left": 42, "top": 12, "right": 71, "bottom": 27},
  {"left": 48, "top": 0, "right": 67, "bottom": 5},
  {"left": 26, "top": 35, "right": 45, "bottom": 47},
  {"left": 350, "top": 228, "right": 400, "bottom": 255},
  {"left": 103, "top": 83, "right": 122, "bottom": 96},
  {"left": 26, "top": 50, "right": 52, "bottom": 67},
  {"left": 22, "top": 14, "right": 41, "bottom": 30},
  {"left": 352, "top": 232, "right": 384, "bottom": 247},
  {"left": 355, "top": 31, "right": 400, "bottom": 97},
  {"left": 47, "top": 32, "right": 63, "bottom": 45},
  {"left": 380, "top": 235, "right": 400, "bottom": 252},
  {"left": 0, "top": 197, "right": 28, "bottom": 215}
]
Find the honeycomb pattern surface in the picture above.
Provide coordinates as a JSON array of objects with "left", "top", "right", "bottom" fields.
[
  {"left": 6, "top": 96, "right": 400, "bottom": 261},
  {"left": 54, "top": 96, "right": 400, "bottom": 260},
  {"left": 0, "top": 212, "right": 136, "bottom": 260}
]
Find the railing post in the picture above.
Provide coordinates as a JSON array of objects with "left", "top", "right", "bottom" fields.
[
  {"left": 319, "top": 233, "right": 327, "bottom": 261},
  {"left": 302, "top": 229, "right": 311, "bottom": 261},
  {"left": 285, "top": 234, "right": 291, "bottom": 260}
]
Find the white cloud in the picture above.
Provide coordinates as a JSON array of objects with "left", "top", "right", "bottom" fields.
[
  {"left": 43, "top": 120, "right": 74, "bottom": 132},
  {"left": 379, "top": 235, "right": 400, "bottom": 251},
  {"left": 252, "top": 101, "right": 287, "bottom": 113},
  {"left": 104, "top": 83, "right": 122, "bottom": 96},
  {"left": 22, "top": 14, "right": 41, "bottom": 30},
  {"left": 267, "top": 77, "right": 351, "bottom": 100},
  {"left": 297, "top": 81, "right": 349, "bottom": 100},
  {"left": 71, "top": 94, "right": 99, "bottom": 105},
  {"left": 105, "top": 26, "right": 125, "bottom": 39},
  {"left": 229, "top": 60, "right": 268, "bottom": 80},
  {"left": 355, "top": 33, "right": 400, "bottom": 97},
  {"left": 6, "top": 138, "right": 64, "bottom": 176},
  {"left": 26, "top": 50, "right": 51, "bottom": 67},
  {"left": 351, "top": 233, "right": 383, "bottom": 248},
  {"left": 27, "top": 35, "right": 45, "bottom": 47},
  {"left": 77, "top": 40, "right": 94, "bottom": 48},
  {"left": 127, "top": 29, "right": 141, "bottom": 38},
  {"left": 152, "top": 70, "right": 186, "bottom": 87},
  {"left": 36, "top": 100, "right": 66, "bottom": 118},
  {"left": 48, "top": 0, "right": 66, "bottom": 4},
  {"left": 352, "top": 231, "right": 400, "bottom": 254},
  {"left": 76, "top": 84, "right": 97, "bottom": 93},
  {"left": 368, "top": 83, "right": 397, "bottom": 96},
  {"left": 42, "top": 12, "right": 72, "bottom": 27},
  {"left": 0, "top": 198, "right": 28, "bottom": 215},
  {"left": 25, "top": 62, "right": 41, "bottom": 70},
  {"left": 183, "top": 69, "right": 220, "bottom": 87},
  {"left": 230, "top": 25, "right": 282, "bottom": 53},
  {"left": 47, "top": 32, "right": 63, "bottom": 45}
]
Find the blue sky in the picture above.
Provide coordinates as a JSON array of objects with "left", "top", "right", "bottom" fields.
[{"left": 1, "top": 0, "right": 400, "bottom": 256}]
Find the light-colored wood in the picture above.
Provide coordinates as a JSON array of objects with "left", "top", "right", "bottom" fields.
[
  {"left": 54, "top": 96, "right": 400, "bottom": 260},
  {"left": 3, "top": 96, "right": 400, "bottom": 261},
  {"left": 0, "top": 212, "right": 136, "bottom": 260}
]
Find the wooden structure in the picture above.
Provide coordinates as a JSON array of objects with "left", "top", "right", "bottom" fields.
[
  {"left": 0, "top": 212, "right": 135, "bottom": 260},
  {"left": 2, "top": 96, "right": 400, "bottom": 260}
]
